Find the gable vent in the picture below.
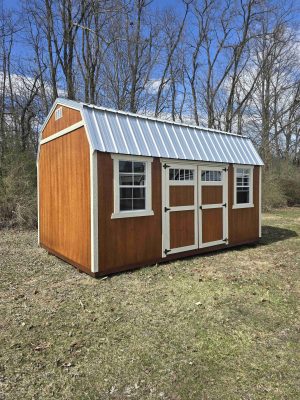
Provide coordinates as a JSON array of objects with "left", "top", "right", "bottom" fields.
[{"left": 55, "top": 107, "right": 63, "bottom": 121}]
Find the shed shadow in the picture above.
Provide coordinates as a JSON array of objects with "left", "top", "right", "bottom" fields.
[{"left": 259, "top": 225, "right": 298, "bottom": 246}]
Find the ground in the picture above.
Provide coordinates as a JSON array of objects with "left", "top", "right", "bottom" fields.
[{"left": 0, "top": 209, "right": 299, "bottom": 400}]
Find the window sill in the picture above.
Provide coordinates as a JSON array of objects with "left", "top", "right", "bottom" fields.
[
  {"left": 111, "top": 210, "right": 154, "bottom": 219},
  {"left": 232, "top": 203, "right": 254, "bottom": 209}
]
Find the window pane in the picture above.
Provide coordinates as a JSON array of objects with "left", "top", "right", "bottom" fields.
[
  {"left": 133, "top": 198, "right": 145, "bottom": 210},
  {"left": 170, "top": 168, "right": 194, "bottom": 181},
  {"left": 119, "top": 174, "right": 133, "bottom": 185},
  {"left": 133, "top": 188, "right": 145, "bottom": 198},
  {"left": 120, "top": 199, "right": 132, "bottom": 211},
  {"left": 134, "top": 162, "right": 145, "bottom": 173},
  {"left": 201, "top": 170, "right": 221, "bottom": 182},
  {"left": 119, "top": 161, "right": 132, "bottom": 173},
  {"left": 120, "top": 188, "right": 132, "bottom": 199},
  {"left": 133, "top": 174, "right": 145, "bottom": 185},
  {"left": 237, "top": 188, "right": 249, "bottom": 203}
]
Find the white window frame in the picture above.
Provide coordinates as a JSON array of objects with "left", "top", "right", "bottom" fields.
[
  {"left": 233, "top": 165, "right": 254, "bottom": 209},
  {"left": 200, "top": 166, "right": 225, "bottom": 186},
  {"left": 111, "top": 154, "right": 154, "bottom": 219}
]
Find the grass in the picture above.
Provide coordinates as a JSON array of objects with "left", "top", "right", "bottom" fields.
[{"left": 0, "top": 208, "right": 299, "bottom": 400}]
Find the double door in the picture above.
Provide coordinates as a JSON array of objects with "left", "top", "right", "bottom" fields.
[{"left": 162, "top": 162, "right": 228, "bottom": 256}]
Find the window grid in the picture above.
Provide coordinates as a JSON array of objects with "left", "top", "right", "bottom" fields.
[
  {"left": 169, "top": 168, "right": 194, "bottom": 181},
  {"left": 236, "top": 168, "right": 250, "bottom": 204},
  {"left": 119, "top": 161, "right": 146, "bottom": 211},
  {"left": 201, "top": 170, "right": 222, "bottom": 182}
]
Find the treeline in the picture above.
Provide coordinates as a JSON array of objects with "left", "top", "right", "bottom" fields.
[{"left": 0, "top": 0, "right": 299, "bottom": 227}]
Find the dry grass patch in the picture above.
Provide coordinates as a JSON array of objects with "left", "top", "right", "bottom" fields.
[{"left": 0, "top": 208, "right": 299, "bottom": 399}]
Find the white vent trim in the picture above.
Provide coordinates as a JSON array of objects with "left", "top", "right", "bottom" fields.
[{"left": 55, "top": 107, "right": 63, "bottom": 120}]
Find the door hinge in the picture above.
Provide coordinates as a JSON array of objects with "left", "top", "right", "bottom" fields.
[
  {"left": 223, "top": 238, "right": 228, "bottom": 242},
  {"left": 223, "top": 203, "right": 227, "bottom": 208},
  {"left": 199, "top": 205, "right": 202, "bottom": 210},
  {"left": 164, "top": 206, "right": 171, "bottom": 212},
  {"left": 223, "top": 167, "right": 228, "bottom": 172},
  {"left": 163, "top": 163, "right": 170, "bottom": 169},
  {"left": 164, "top": 249, "right": 171, "bottom": 255}
]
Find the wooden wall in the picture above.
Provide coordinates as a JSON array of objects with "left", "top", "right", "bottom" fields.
[
  {"left": 97, "top": 156, "right": 260, "bottom": 275},
  {"left": 97, "top": 153, "right": 162, "bottom": 274},
  {"left": 42, "top": 105, "right": 82, "bottom": 139},
  {"left": 228, "top": 165, "right": 260, "bottom": 244},
  {"left": 39, "top": 126, "right": 91, "bottom": 272}
]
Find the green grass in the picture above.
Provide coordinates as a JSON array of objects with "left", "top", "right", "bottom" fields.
[{"left": 0, "top": 208, "right": 299, "bottom": 399}]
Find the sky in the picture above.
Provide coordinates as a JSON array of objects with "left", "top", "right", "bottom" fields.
[{"left": 2, "top": 0, "right": 186, "bottom": 58}]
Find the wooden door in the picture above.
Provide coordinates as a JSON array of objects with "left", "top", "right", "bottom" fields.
[
  {"left": 162, "top": 163, "right": 198, "bottom": 256},
  {"left": 199, "top": 166, "right": 228, "bottom": 248}
]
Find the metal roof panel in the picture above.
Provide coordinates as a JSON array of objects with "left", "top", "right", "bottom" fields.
[{"left": 76, "top": 102, "right": 264, "bottom": 165}]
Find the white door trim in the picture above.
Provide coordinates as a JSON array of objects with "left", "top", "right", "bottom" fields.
[
  {"left": 162, "top": 162, "right": 229, "bottom": 257},
  {"left": 162, "top": 162, "right": 198, "bottom": 257},
  {"left": 198, "top": 165, "right": 228, "bottom": 248}
]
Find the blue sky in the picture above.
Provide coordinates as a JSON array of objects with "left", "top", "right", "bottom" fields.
[{"left": 2, "top": 0, "right": 186, "bottom": 58}]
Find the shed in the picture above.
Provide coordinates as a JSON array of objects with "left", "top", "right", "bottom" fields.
[{"left": 37, "top": 98, "right": 264, "bottom": 277}]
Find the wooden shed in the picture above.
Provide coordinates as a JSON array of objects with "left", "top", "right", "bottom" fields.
[{"left": 37, "top": 98, "right": 263, "bottom": 277}]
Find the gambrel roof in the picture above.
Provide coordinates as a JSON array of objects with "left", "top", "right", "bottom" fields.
[{"left": 40, "top": 98, "right": 264, "bottom": 166}]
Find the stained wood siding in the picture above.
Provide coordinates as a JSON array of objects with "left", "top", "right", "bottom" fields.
[
  {"left": 98, "top": 153, "right": 162, "bottom": 274},
  {"left": 170, "top": 210, "right": 195, "bottom": 248},
  {"left": 96, "top": 158, "right": 260, "bottom": 275},
  {"left": 228, "top": 165, "right": 260, "bottom": 244},
  {"left": 170, "top": 186, "right": 194, "bottom": 207},
  {"left": 42, "top": 105, "right": 82, "bottom": 139},
  {"left": 202, "top": 208, "right": 223, "bottom": 243},
  {"left": 39, "top": 126, "right": 91, "bottom": 271},
  {"left": 202, "top": 186, "right": 223, "bottom": 205}
]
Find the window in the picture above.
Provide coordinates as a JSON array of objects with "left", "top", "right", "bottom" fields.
[
  {"left": 201, "top": 170, "right": 222, "bottom": 182},
  {"left": 233, "top": 165, "right": 254, "bottom": 208},
  {"left": 169, "top": 168, "right": 194, "bottom": 181},
  {"left": 119, "top": 161, "right": 146, "bottom": 211},
  {"left": 55, "top": 107, "right": 63, "bottom": 120},
  {"left": 112, "top": 155, "right": 153, "bottom": 218}
]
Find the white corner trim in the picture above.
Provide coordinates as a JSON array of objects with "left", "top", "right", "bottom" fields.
[
  {"left": 40, "top": 121, "right": 84, "bottom": 145},
  {"left": 90, "top": 150, "right": 99, "bottom": 273},
  {"left": 37, "top": 159, "right": 40, "bottom": 245},
  {"left": 259, "top": 166, "right": 262, "bottom": 237}
]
